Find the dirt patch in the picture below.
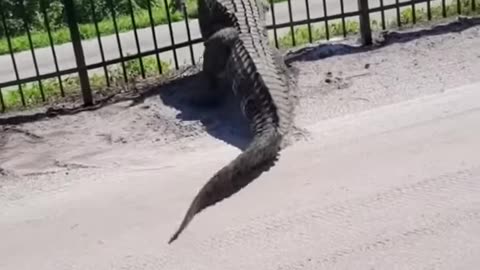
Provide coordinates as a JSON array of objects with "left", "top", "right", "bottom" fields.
[
  {"left": 0, "top": 17, "right": 479, "bottom": 188},
  {"left": 287, "top": 16, "right": 480, "bottom": 126}
]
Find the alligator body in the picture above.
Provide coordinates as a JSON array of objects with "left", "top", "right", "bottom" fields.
[{"left": 168, "top": 0, "right": 296, "bottom": 244}]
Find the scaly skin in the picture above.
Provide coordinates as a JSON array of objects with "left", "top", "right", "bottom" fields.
[{"left": 168, "top": 0, "right": 296, "bottom": 244}]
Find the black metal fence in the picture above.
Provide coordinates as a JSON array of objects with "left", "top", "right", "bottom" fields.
[{"left": 0, "top": 0, "right": 477, "bottom": 112}]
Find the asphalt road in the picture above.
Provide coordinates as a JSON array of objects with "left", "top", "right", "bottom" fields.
[
  {"left": 0, "top": 0, "right": 437, "bottom": 86},
  {"left": 1, "top": 81, "right": 479, "bottom": 269}
]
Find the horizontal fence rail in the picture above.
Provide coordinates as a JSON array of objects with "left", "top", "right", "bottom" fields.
[{"left": 0, "top": 0, "right": 477, "bottom": 112}]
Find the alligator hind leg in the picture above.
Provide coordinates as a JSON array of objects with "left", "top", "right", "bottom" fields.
[{"left": 190, "top": 27, "right": 240, "bottom": 107}]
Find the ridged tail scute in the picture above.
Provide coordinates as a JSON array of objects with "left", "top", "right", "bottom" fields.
[{"left": 168, "top": 128, "right": 282, "bottom": 244}]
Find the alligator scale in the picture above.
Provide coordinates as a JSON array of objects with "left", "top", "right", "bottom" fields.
[{"left": 168, "top": 0, "right": 296, "bottom": 243}]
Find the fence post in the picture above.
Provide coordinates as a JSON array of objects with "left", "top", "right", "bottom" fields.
[
  {"left": 64, "top": 0, "right": 93, "bottom": 106},
  {"left": 357, "top": 0, "right": 372, "bottom": 45}
]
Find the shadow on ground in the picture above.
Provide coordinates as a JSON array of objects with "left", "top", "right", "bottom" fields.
[
  {"left": 131, "top": 68, "right": 253, "bottom": 150},
  {"left": 0, "top": 66, "right": 253, "bottom": 151},
  {"left": 284, "top": 16, "right": 480, "bottom": 64}
]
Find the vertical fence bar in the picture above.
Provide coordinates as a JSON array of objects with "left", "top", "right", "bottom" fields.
[
  {"left": 146, "top": 0, "right": 164, "bottom": 74},
  {"left": 286, "top": 0, "right": 296, "bottom": 46},
  {"left": 107, "top": 0, "right": 128, "bottom": 82},
  {"left": 269, "top": 1, "right": 279, "bottom": 48},
  {"left": 89, "top": 0, "right": 110, "bottom": 86},
  {"left": 379, "top": 0, "right": 386, "bottom": 29},
  {"left": 427, "top": 0, "right": 432, "bottom": 20},
  {"left": 64, "top": 0, "right": 93, "bottom": 106},
  {"left": 411, "top": 1, "right": 417, "bottom": 24},
  {"left": 442, "top": 0, "right": 447, "bottom": 17},
  {"left": 128, "top": 0, "right": 146, "bottom": 79},
  {"left": 304, "top": 0, "right": 313, "bottom": 43},
  {"left": 182, "top": 4, "right": 196, "bottom": 65},
  {"left": 21, "top": 1, "right": 45, "bottom": 102},
  {"left": 395, "top": 0, "right": 402, "bottom": 27},
  {"left": 0, "top": 8, "right": 25, "bottom": 106},
  {"left": 473, "top": 0, "right": 476, "bottom": 11},
  {"left": 41, "top": 2, "right": 64, "bottom": 97},
  {"left": 357, "top": 0, "right": 372, "bottom": 45},
  {"left": 322, "top": 0, "right": 330, "bottom": 40},
  {"left": 339, "top": 0, "right": 347, "bottom": 37},
  {"left": 0, "top": 88, "right": 4, "bottom": 112},
  {"left": 457, "top": 0, "right": 461, "bottom": 14},
  {"left": 163, "top": 0, "right": 179, "bottom": 69}
]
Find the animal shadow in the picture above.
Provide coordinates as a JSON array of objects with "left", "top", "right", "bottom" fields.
[{"left": 153, "top": 71, "right": 253, "bottom": 151}]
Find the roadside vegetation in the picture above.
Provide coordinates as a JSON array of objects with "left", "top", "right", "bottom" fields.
[
  {"left": 1, "top": 0, "right": 478, "bottom": 112},
  {"left": 0, "top": 0, "right": 286, "bottom": 55},
  {"left": 277, "top": 0, "right": 479, "bottom": 48}
]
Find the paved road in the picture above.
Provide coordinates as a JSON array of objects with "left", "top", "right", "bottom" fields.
[
  {"left": 1, "top": 82, "right": 479, "bottom": 269},
  {"left": 0, "top": 0, "right": 437, "bottom": 86}
]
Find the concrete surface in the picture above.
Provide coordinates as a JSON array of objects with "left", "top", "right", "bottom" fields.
[{"left": 1, "top": 81, "right": 479, "bottom": 270}]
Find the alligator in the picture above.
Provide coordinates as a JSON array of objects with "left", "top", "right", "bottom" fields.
[{"left": 168, "top": 0, "right": 297, "bottom": 244}]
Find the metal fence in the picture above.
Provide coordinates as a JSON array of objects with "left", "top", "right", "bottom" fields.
[{"left": 0, "top": 0, "right": 477, "bottom": 112}]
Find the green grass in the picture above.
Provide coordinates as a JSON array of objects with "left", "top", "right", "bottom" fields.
[
  {"left": 1, "top": 0, "right": 479, "bottom": 112},
  {"left": 276, "top": 0, "right": 479, "bottom": 48},
  {"left": 1, "top": 55, "right": 171, "bottom": 111},
  {"left": 0, "top": 0, "right": 196, "bottom": 56},
  {"left": 0, "top": 0, "right": 289, "bottom": 56}
]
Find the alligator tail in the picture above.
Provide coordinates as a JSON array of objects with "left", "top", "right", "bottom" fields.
[{"left": 168, "top": 128, "right": 282, "bottom": 244}]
